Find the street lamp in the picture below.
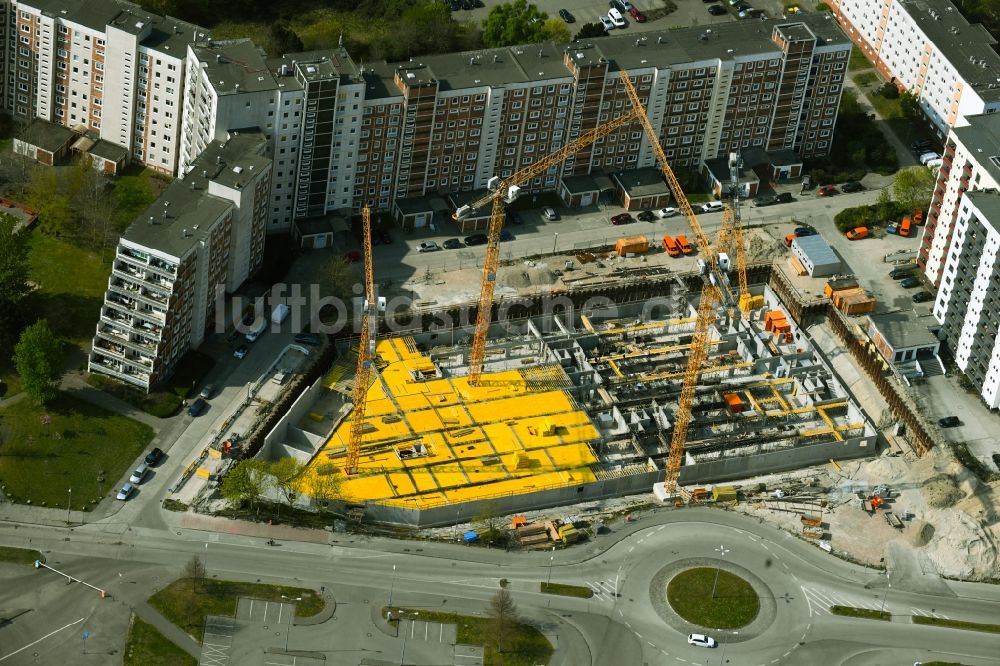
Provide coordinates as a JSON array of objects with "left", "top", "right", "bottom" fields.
[
  {"left": 67, "top": 488, "right": 72, "bottom": 523},
  {"left": 879, "top": 568, "right": 891, "bottom": 615},
  {"left": 552, "top": 232, "right": 559, "bottom": 254},
  {"left": 710, "top": 544, "right": 731, "bottom": 599},
  {"left": 547, "top": 546, "right": 556, "bottom": 586},
  {"left": 718, "top": 631, "right": 737, "bottom": 664},
  {"left": 388, "top": 564, "right": 397, "bottom": 609}
]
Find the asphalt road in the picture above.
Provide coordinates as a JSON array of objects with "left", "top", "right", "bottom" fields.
[{"left": 2, "top": 508, "right": 999, "bottom": 665}]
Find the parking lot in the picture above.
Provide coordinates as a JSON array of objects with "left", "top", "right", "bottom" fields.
[{"left": 450, "top": 0, "right": 815, "bottom": 35}]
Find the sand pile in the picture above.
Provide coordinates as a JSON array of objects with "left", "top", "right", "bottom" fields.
[
  {"left": 922, "top": 473, "right": 963, "bottom": 508},
  {"left": 502, "top": 263, "right": 557, "bottom": 288},
  {"left": 746, "top": 230, "right": 785, "bottom": 262}
]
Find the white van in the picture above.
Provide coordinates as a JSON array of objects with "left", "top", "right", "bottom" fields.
[
  {"left": 918, "top": 151, "right": 940, "bottom": 166},
  {"left": 700, "top": 201, "right": 724, "bottom": 213},
  {"left": 271, "top": 303, "right": 290, "bottom": 325}
]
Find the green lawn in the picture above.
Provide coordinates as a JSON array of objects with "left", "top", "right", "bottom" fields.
[
  {"left": 0, "top": 546, "right": 45, "bottom": 566},
  {"left": 122, "top": 616, "right": 196, "bottom": 666},
  {"left": 0, "top": 361, "right": 22, "bottom": 399},
  {"left": 391, "top": 608, "right": 553, "bottom": 666},
  {"left": 830, "top": 605, "right": 891, "bottom": 621},
  {"left": 0, "top": 392, "right": 153, "bottom": 509},
  {"left": 150, "top": 578, "right": 325, "bottom": 641},
  {"left": 849, "top": 45, "right": 873, "bottom": 71},
  {"left": 666, "top": 568, "right": 760, "bottom": 629},
  {"left": 912, "top": 615, "right": 1000, "bottom": 634},
  {"left": 540, "top": 582, "right": 594, "bottom": 598},
  {"left": 27, "top": 234, "right": 111, "bottom": 348}
]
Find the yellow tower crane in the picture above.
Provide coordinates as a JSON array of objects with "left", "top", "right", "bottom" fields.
[
  {"left": 454, "top": 107, "right": 642, "bottom": 385},
  {"left": 619, "top": 70, "right": 736, "bottom": 496},
  {"left": 346, "top": 206, "right": 378, "bottom": 475}
]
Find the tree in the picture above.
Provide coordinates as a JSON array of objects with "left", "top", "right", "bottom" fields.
[
  {"left": 473, "top": 503, "right": 506, "bottom": 546},
  {"left": 899, "top": 90, "right": 920, "bottom": 122},
  {"left": 220, "top": 459, "right": 271, "bottom": 513},
  {"left": 540, "top": 18, "right": 571, "bottom": 43},
  {"left": 893, "top": 165, "right": 936, "bottom": 212},
  {"left": 0, "top": 213, "right": 30, "bottom": 307},
  {"left": 271, "top": 457, "right": 305, "bottom": 510},
  {"left": 481, "top": 0, "right": 549, "bottom": 48},
  {"left": 574, "top": 22, "right": 608, "bottom": 40},
  {"left": 183, "top": 554, "right": 206, "bottom": 593},
  {"left": 486, "top": 588, "right": 519, "bottom": 655},
  {"left": 269, "top": 22, "right": 304, "bottom": 56},
  {"left": 875, "top": 187, "right": 895, "bottom": 222},
  {"left": 12, "top": 320, "right": 64, "bottom": 405},
  {"left": 25, "top": 168, "right": 73, "bottom": 237},
  {"left": 307, "top": 463, "right": 341, "bottom": 512}
]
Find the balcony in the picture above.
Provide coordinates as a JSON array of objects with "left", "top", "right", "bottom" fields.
[{"left": 89, "top": 355, "right": 151, "bottom": 388}]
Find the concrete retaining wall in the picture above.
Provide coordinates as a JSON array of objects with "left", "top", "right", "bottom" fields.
[
  {"left": 258, "top": 377, "right": 327, "bottom": 461},
  {"left": 678, "top": 435, "right": 879, "bottom": 485}
]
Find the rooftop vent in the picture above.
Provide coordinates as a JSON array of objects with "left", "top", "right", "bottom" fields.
[{"left": 233, "top": 166, "right": 243, "bottom": 174}]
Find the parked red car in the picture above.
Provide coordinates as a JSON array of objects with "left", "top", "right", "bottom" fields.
[
  {"left": 344, "top": 250, "right": 362, "bottom": 263},
  {"left": 611, "top": 213, "right": 635, "bottom": 225},
  {"left": 817, "top": 184, "right": 839, "bottom": 197},
  {"left": 629, "top": 6, "right": 647, "bottom": 21}
]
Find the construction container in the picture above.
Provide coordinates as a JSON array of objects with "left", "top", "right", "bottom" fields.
[
  {"left": 824, "top": 278, "right": 860, "bottom": 298},
  {"left": 800, "top": 514, "right": 823, "bottom": 527},
  {"left": 713, "top": 485, "right": 737, "bottom": 502},
  {"left": 615, "top": 235, "right": 649, "bottom": 256},
  {"left": 788, "top": 255, "right": 807, "bottom": 276},
  {"left": 764, "top": 310, "right": 786, "bottom": 329},
  {"left": 884, "top": 512, "right": 904, "bottom": 529},
  {"left": 722, "top": 393, "right": 744, "bottom": 413},
  {"left": 839, "top": 292, "right": 876, "bottom": 315}
]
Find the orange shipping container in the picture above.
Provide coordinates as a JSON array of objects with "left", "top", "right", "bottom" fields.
[
  {"left": 723, "top": 393, "right": 744, "bottom": 412},
  {"left": 615, "top": 235, "right": 649, "bottom": 256}
]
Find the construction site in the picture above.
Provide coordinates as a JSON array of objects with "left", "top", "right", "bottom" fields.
[{"left": 283, "top": 281, "right": 877, "bottom": 527}]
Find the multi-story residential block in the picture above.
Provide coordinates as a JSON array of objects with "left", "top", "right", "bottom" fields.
[
  {"left": 88, "top": 131, "right": 271, "bottom": 391},
  {"left": 918, "top": 112, "right": 1000, "bottom": 284},
  {"left": 2, "top": 0, "right": 206, "bottom": 175},
  {"left": 179, "top": 16, "right": 849, "bottom": 231},
  {"left": 933, "top": 190, "right": 1000, "bottom": 408},
  {"left": 826, "top": 0, "right": 1000, "bottom": 135}
]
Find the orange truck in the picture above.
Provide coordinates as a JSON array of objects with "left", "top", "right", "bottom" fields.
[
  {"left": 662, "top": 235, "right": 681, "bottom": 257},
  {"left": 846, "top": 227, "right": 869, "bottom": 240},
  {"left": 899, "top": 216, "right": 912, "bottom": 237},
  {"left": 676, "top": 234, "right": 693, "bottom": 254}
]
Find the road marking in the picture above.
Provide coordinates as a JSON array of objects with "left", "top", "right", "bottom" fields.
[
  {"left": 618, "top": 609, "right": 624, "bottom": 616},
  {"left": 0, "top": 618, "right": 86, "bottom": 662},
  {"left": 761, "top": 543, "right": 770, "bottom": 551},
  {"left": 657, "top": 525, "right": 666, "bottom": 531},
  {"left": 440, "top": 623, "right": 444, "bottom": 642},
  {"left": 783, "top": 650, "right": 792, "bottom": 657},
  {"left": 647, "top": 641, "right": 656, "bottom": 647}
]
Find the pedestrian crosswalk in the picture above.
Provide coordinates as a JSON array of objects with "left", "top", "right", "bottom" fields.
[
  {"left": 586, "top": 577, "right": 619, "bottom": 601},
  {"left": 800, "top": 585, "right": 949, "bottom": 619}
]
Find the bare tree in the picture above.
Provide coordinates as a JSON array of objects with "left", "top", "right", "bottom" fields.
[
  {"left": 270, "top": 457, "right": 305, "bottom": 512},
  {"left": 183, "top": 555, "right": 206, "bottom": 593},
  {"left": 473, "top": 503, "right": 506, "bottom": 547},
  {"left": 487, "top": 587, "right": 519, "bottom": 658}
]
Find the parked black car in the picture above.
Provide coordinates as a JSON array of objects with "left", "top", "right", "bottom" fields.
[
  {"left": 559, "top": 8, "right": 575, "bottom": 22},
  {"left": 753, "top": 195, "right": 777, "bottom": 207},
  {"left": 775, "top": 192, "right": 794, "bottom": 203},
  {"left": 443, "top": 238, "right": 463, "bottom": 249},
  {"left": 637, "top": 210, "right": 657, "bottom": 221},
  {"left": 938, "top": 415, "right": 960, "bottom": 428},
  {"left": 912, "top": 291, "right": 933, "bottom": 303},
  {"left": 464, "top": 233, "right": 488, "bottom": 246},
  {"left": 144, "top": 447, "right": 165, "bottom": 466},
  {"left": 841, "top": 181, "right": 864, "bottom": 193}
]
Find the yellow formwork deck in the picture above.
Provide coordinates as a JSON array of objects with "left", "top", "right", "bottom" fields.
[{"left": 303, "top": 337, "right": 601, "bottom": 509}]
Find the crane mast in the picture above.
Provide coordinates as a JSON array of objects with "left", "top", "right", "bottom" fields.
[
  {"left": 618, "top": 70, "right": 725, "bottom": 496},
  {"left": 346, "top": 206, "right": 378, "bottom": 475},
  {"left": 456, "top": 108, "right": 642, "bottom": 385}
]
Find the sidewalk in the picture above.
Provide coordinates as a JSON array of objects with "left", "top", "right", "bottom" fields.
[
  {"left": 844, "top": 76, "right": 917, "bottom": 171},
  {"left": 60, "top": 371, "right": 165, "bottom": 431}
]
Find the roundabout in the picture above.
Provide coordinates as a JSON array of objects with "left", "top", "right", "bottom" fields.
[{"left": 665, "top": 566, "right": 760, "bottom": 629}]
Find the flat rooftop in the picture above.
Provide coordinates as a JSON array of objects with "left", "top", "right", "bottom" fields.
[
  {"left": 190, "top": 39, "right": 277, "bottom": 96},
  {"left": 953, "top": 113, "right": 1000, "bottom": 184},
  {"left": 898, "top": 0, "right": 1000, "bottom": 101},
  {"left": 123, "top": 131, "right": 269, "bottom": 259},
  {"left": 869, "top": 312, "right": 940, "bottom": 349}
]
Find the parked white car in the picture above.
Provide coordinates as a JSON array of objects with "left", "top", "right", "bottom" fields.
[
  {"left": 608, "top": 8, "right": 627, "bottom": 27},
  {"left": 417, "top": 241, "right": 440, "bottom": 252},
  {"left": 599, "top": 14, "right": 615, "bottom": 30},
  {"left": 700, "top": 201, "right": 724, "bottom": 213},
  {"left": 656, "top": 207, "right": 679, "bottom": 218},
  {"left": 918, "top": 151, "right": 940, "bottom": 165}
]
